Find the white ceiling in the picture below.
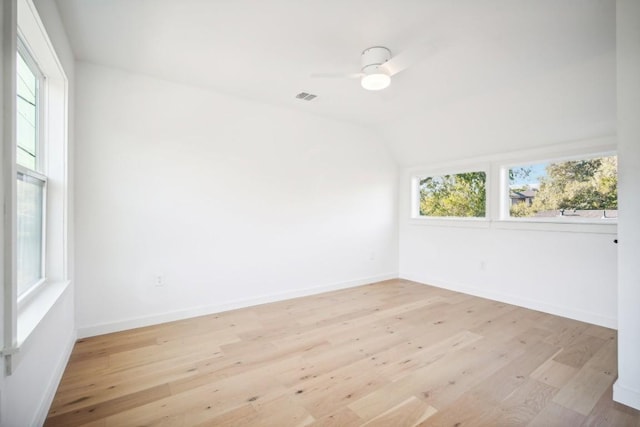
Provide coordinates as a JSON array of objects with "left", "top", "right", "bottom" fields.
[{"left": 54, "top": 0, "right": 615, "bottom": 145}]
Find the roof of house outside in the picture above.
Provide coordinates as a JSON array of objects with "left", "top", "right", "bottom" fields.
[{"left": 509, "top": 189, "right": 537, "bottom": 199}]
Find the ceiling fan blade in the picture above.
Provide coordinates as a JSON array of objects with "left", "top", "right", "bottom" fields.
[
  {"left": 311, "top": 72, "right": 363, "bottom": 79},
  {"left": 380, "top": 42, "right": 436, "bottom": 76}
]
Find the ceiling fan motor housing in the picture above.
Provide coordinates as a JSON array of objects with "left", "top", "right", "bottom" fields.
[{"left": 361, "top": 46, "right": 391, "bottom": 74}]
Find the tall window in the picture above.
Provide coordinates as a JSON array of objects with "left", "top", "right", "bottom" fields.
[
  {"left": 16, "top": 43, "right": 46, "bottom": 299},
  {"left": 4, "top": 0, "right": 70, "bottom": 373}
]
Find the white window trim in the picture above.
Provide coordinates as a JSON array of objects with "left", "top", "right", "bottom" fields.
[
  {"left": 498, "top": 149, "right": 618, "bottom": 224},
  {"left": 16, "top": 36, "right": 44, "bottom": 173},
  {"left": 492, "top": 219, "right": 616, "bottom": 234},
  {"left": 16, "top": 164, "right": 48, "bottom": 302},
  {"left": 407, "top": 136, "right": 618, "bottom": 234},
  {"left": 410, "top": 163, "right": 492, "bottom": 225},
  {"left": 408, "top": 216, "right": 492, "bottom": 229},
  {"left": 1, "top": 0, "right": 70, "bottom": 375}
]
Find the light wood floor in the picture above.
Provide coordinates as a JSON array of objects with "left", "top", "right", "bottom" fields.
[{"left": 46, "top": 279, "right": 640, "bottom": 426}]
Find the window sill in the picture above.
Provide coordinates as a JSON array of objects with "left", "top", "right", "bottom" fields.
[
  {"left": 493, "top": 219, "right": 617, "bottom": 234},
  {"left": 2, "top": 280, "right": 70, "bottom": 374},
  {"left": 0, "top": 281, "right": 71, "bottom": 375},
  {"left": 408, "top": 217, "right": 491, "bottom": 229},
  {"left": 407, "top": 217, "right": 617, "bottom": 234}
]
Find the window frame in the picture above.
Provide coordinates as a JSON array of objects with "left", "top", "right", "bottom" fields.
[
  {"left": 406, "top": 137, "right": 617, "bottom": 234},
  {"left": 1, "top": 0, "right": 70, "bottom": 375},
  {"left": 498, "top": 150, "right": 618, "bottom": 224},
  {"left": 410, "top": 163, "right": 491, "bottom": 225},
  {"left": 16, "top": 37, "right": 44, "bottom": 173},
  {"left": 16, "top": 164, "right": 48, "bottom": 307},
  {"left": 15, "top": 39, "right": 48, "bottom": 305}
]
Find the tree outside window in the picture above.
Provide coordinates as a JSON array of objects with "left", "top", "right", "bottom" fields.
[
  {"left": 508, "top": 156, "right": 617, "bottom": 219},
  {"left": 419, "top": 171, "right": 486, "bottom": 217}
]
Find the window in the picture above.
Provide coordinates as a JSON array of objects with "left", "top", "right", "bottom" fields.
[
  {"left": 416, "top": 171, "right": 487, "bottom": 218},
  {"left": 407, "top": 139, "right": 616, "bottom": 232},
  {"left": 16, "top": 46, "right": 40, "bottom": 169},
  {"left": 16, "top": 171, "right": 46, "bottom": 296},
  {"left": 1, "top": 0, "right": 70, "bottom": 372},
  {"left": 505, "top": 154, "right": 617, "bottom": 221},
  {"left": 16, "top": 44, "right": 47, "bottom": 299}
]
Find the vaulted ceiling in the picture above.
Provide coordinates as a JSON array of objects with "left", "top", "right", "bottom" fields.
[{"left": 55, "top": 0, "right": 616, "bottom": 164}]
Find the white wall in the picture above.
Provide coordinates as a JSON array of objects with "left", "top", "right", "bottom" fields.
[
  {"left": 382, "top": 49, "right": 615, "bottom": 168},
  {"left": 2, "top": 286, "right": 75, "bottom": 426},
  {"left": 74, "top": 62, "right": 398, "bottom": 336},
  {"left": 613, "top": 0, "right": 640, "bottom": 410},
  {"left": 397, "top": 138, "right": 618, "bottom": 328},
  {"left": 399, "top": 211, "right": 617, "bottom": 328},
  {"left": 0, "top": 0, "right": 76, "bottom": 426}
]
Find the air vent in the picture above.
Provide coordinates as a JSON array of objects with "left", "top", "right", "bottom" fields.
[{"left": 295, "top": 92, "right": 317, "bottom": 101}]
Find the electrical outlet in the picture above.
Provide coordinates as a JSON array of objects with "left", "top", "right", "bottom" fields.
[
  {"left": 154, "top": 275, "right": 164, "bottom": 287},
  {"left": 480, "top": 261, "right": 486, "bottom": 271},
  {"left": 369, "top": 251, "right": 376, "bottom": 261}
]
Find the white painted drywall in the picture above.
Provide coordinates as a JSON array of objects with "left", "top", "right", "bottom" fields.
[
  {"left": 0, "top": 0, "right": 76, "bottom": 426},
  {"left": 2, "top": 286, "right": 76, "bottom": 426},
  {"left": 382, "top": 49, "right": 615, "bottom": 168},
  {"left": 74, "top": 62, "right": 398, "bottom": 336},
  {"left": 613, "top": 0, "right": 640, "bottom": 411},
  {"left": 399, "top": 215, "right": 617, "bottom": 327}
]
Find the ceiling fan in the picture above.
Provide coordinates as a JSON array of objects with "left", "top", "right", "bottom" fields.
[{"left": 311, "top": 45, "right": 426, "bottom": 91}]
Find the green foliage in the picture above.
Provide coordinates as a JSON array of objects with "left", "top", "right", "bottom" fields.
[
  {"left": 509, "top": 200, "right": 535, "bottom": 217},
  {"left": 531, "top": 156, "right": 617, "bottom": 213},
  {"left": 419, "top": 172, "right": 486, "bottom": 217},
  {"left": 419, "top": 157, "right": 616, "bottom": 220}
]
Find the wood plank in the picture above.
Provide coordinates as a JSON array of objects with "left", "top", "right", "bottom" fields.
[
  {"left": 104, "top": 368, "right": 286, "bottom": 426},
  {"left": 45, "top": 383, "right": 171, "bottom": 427},
  {"left": 466, "top": 340, "right": 561, "bottom": 403},
  {"left": 360, "top": 396, "right": 437, "bottom": 427},
  {"left": 244, "top": 395, "right": 315, "bottom": 427},
  {"left": 553, "top": 338, "right": 617, "bottom": 415},
  {"left": 530, "top": 359, "right": 578, "bottom": 389},
  {"left": 190, "top": 404, "right": 258, "bottom": 427},
  {"left": 484, "top": 379, "right": 557, "bottom": 425},
  {"left": 309, "top": 407, "right": 363, "bottom": 426},
  {"left": 583, "top": 324, "right": 616, "bottom": 341},
  {"left": 527, "top": 401, "right": 586, "bottom": 426},
  {"left": 49, "top": 358, "right": 204, "bottom": 415},
  {"left": 412, "top": 337, "right": 530, "bottom": 409},
  {"left": 275, "top": 326, "right": 406, "bottom": 388},
  {"left": 552, "top": 334, "right": 607, "bottom": 368},
  {"left": 347, "top": 331, "right": 484, "bottom": 420},
  {"left": 583, "top": 385, "right": 640, "bottom": 426},
  {"left": 291, "top": 357, "right": 390, "bottom": 419}
]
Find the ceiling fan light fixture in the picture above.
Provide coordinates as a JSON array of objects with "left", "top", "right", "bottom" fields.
[
  {"left": 360, "top": 47, "right": 392, "bottom": 91},
  {"left": 361, "top": 71, "right": 391, "bottom": 91}
]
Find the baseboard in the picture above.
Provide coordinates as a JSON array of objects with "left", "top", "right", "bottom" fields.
[
  {"left": 78, "top": 273, "right": 398, "bottom": 338},
  {"left": 400, "top": 274, "right": 617, "bottom": 329},
  {"left": 32, "top": 328, "right": 77, "bottom": 427},
  {"left": 614, "top": 380, "right": 640, "bottom": 410}
]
